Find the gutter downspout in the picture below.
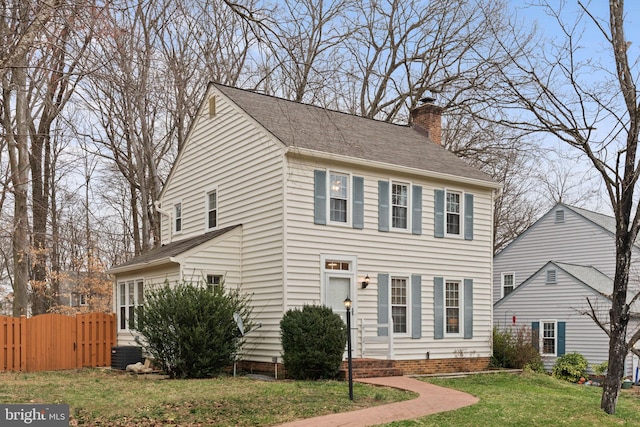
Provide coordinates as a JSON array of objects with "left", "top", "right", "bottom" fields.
[{"left": 154, "top": 201, "right": 172, "bottom": 245}]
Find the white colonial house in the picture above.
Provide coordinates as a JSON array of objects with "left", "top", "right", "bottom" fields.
[
  {"left": 493, "top": 203, "right": 640, "bottom": 375},
  {"left": 108, "top": 83, "right": 500, "bottom": 375}
]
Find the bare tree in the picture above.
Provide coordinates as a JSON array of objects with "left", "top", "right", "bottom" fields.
[{"left": 482, "top": 0, "right": 640, "bottom": 414}]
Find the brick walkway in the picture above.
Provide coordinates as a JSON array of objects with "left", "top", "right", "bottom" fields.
[{"left": 275, "top": 376, "right": 479, "bottom": 427}]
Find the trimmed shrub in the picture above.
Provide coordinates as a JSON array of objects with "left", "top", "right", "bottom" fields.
[
  {"left": 134, "top": 280, "right": 252, "bottom": 378},
  {"left": 280, "top": 305, "right": 347, "bottom": 380},
  {"left": 492, "top": 325, "right": 543, "bottom": 371},
  {"left": 552, "top": 352, "right": 589, "bottom": 382}
]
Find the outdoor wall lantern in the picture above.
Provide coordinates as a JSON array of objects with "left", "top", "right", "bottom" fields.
[
  {"left": 344, "top": 296, "right": 353, "bottom": 400},
  {"left": 361, "top": 275, "right": 370, "bottom": 289}
]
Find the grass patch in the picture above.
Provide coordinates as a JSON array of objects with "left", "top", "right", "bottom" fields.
[
  {"left": 0, "top": 369, "right": 413, "bottom": 426},
  {"left": 385, "top": 371, "right": 640, "bottom": 426}
]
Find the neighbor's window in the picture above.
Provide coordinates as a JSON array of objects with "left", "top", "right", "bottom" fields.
[
  {"left": 329, "top": 172, "right": 348, "bottom": 223},
  {"left": 446, "top": 191, "right": 461, "bottom": 235},
  {"left": 391, "top": 277, "right": 408, "bottom": 333},
  {"left": 502, "top": 273, "right": 514, "bottom": 297},
  {"left": 207, "top": 190, "right": 217, "bottom": 229},
  {"left": 445, "top": 281, "right": 460, "bottom": 334},
  {"left": 174, "top": 203, "right": 182, "bottom": 233},
  {"left": 542, "top": 321, "right": 556, "bottom": 355},
  {"left": 391, "top": 183, "right": 408, "bottom": 229}
]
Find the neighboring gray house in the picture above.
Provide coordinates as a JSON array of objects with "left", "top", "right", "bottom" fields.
[
  {"left": 493, "top": 203, "right": 640, "bottom": 375},
  {"left": 108, "top": 83, "right": 501, "bottom": 376}
]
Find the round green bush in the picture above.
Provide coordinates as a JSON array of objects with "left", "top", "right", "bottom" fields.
[
  {"left": 552, "top": 352, "right": 589, "bottom": 382},
  {"left": 280, "top": 305, "right": 347, "bottom": 380},
  {"left": 134, "top": 280, "right": 252, "bottom": 378}
]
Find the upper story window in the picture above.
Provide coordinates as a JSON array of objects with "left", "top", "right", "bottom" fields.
[
  {"left": 207, "top": 190, "right": 217, "bottom": 229},
  {"left": 434, "top": 189, "right": 473, "bottom": 240},
  {"left": 445, "top": 280, "right": 461, "bottom": 335},
  {"left": 314, "top": 170, "right": 364, "bottom": 229},
  {"left": 502, "top": 273, "right": 515, "bottom": 298},
  {"left": 391, "top": 182, "right": 409, "bottom": 229},
  {"left": 329, "top": 172, "right": 348, "bottom": 223},
  {"left": 174, "top": 203, "right": 182, "bottom": 233},
  {"left": 446, "top": 191, "right": 461, "bottom": 235},
  {"left": 378, "top": 180, "right": 422, "bottom": 234},
  {"left": 391, "top": 277, "right": 408, "bottom": 333}
]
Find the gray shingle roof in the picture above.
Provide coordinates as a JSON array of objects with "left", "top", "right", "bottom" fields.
[
  {"left": 109, "top": 225, "right": 240, "bottom": 271},
  {"left": 214, "top": 84, "right": 496, "bottom": 185},
  {"left": 565, "top": 205, "right": 617, "bottom": 235},
  {"left": 553, "top": 261, "right": 612, "bottom": 297}
]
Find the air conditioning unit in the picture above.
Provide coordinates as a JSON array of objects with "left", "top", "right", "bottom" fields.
[{"left": 111, "top": 346, "right": 143, "bottom": 370}]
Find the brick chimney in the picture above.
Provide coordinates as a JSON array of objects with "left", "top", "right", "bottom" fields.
[{"left": 410, "top": 97, "right": 443, "bottom": 145}]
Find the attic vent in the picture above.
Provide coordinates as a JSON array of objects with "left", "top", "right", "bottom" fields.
[
  {"left": 555, "top": 209, "right": 565, "bottom": 223},
  {"left": 546, "top": 269, "right": 557, "bottom": 284},
  {"left": 209, "top": 96, "right": 216, "bottom": 118}
]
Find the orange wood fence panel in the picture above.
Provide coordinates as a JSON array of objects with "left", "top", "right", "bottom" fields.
[
  {"left": 0, "top": 316, "right": 27, "bottom": 371},
  {"left": 77, "top": 312, "right": 116, "bottom": 368},
  {"left": 0, "top": 313, "right": 116, "bottom": 372}
]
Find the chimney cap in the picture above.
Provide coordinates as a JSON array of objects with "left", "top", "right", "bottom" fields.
[{"left": 419, "top": 96, "right": 436, "bottom": 104}]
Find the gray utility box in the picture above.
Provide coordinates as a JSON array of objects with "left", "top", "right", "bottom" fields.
[{"left": 111, "top": 346, "right": 143, "bottom": 370}]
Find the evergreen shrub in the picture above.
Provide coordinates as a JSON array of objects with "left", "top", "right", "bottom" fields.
[{"left": 280, "top": 305, "right": 347, "bottom": 380}]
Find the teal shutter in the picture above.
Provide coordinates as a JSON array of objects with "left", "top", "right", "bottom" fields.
[
  {"left": 352, "top": 176, "right": 364, "bottom": 229},
  {"left": 314, "top": 170, "right": 326, "bottom": 225},
  {"left": 557, "top": 322, "right": 566, "bottom": 356},
  {"left": 464, "top": 193, "right": 474, "bottom": 240},
  {"left": 378, "top": 181, "right": 389, "bottom": 232},
  {"left": 434, "top": 277, "right": 444, "bottom": 339},
  {"left": 463, "top": 279, "right": 473, "bottom": 339},
  {"left": 412, "top": 185, "right": 422, "bottom": 235},
  {"left": 532, "top": 322, "right": 540, "bottom": 352},
  {"left": 434, "top": 189, "right": 444, "bottom": 238},
  {"left": 377, "top": 274, "right": 389, "bottom": 336},
  {"left": 411, "top": 274, "right": 422, "bottom": 339}
]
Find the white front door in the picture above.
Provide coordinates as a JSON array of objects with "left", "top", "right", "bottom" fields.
[{"left": 326, "top": 276, "right": 351, "bottom": 323}]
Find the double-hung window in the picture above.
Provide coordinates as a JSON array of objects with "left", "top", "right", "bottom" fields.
[
  {"left": 174, "top": 203, "right": 182, "bottom": 233},
  {"left": 445, "top": 281, "right": 461, "bottom": 334},
  {"left": 446, "top": 191, "right": 461, "bottom": 235},
  {"left": 118, "top": 279, "right": 144, "bottom": 330},
  {"left": 206, "top": 190, "right": 217, "bottom": 229},
  {"left": 391, "top": 277, "right": 408, "bottom": 333},
  {"left": 329, "top": 172, "right": 348, "bottom": 223},
  {"left": 391, "top": 183, "right": 408, "bottom": 229},
  {"left": 502, "top": 273, "right": 515, "bottom": 297},
  {"left": 542, "top": 320, "right": 556, "bottom": 355}
]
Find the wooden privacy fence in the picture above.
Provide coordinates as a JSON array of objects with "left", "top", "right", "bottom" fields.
[{"left": 0, "top": 312, "right": 116, "bottom": 372}]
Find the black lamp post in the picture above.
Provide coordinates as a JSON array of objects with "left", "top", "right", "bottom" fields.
[{"left": 344, "top": 296, "right": 353, "bottom": 401}]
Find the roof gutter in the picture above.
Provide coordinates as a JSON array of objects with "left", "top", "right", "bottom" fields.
[
  {"left": 285, "top": 146, "right": 502, "bottom": 190},
  {"left": 106, "top": 256, "right": 180, "bottom": 275}
]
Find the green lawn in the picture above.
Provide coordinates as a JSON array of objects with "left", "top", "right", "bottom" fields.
[
  {"left": 2, "top": 369, "right": 640, "bottom": 426},
  {"left": 0, "top": 369, "right": 412, "bottom": 426},
  {"left": 385, "top": 371, "right": 640, "bottom": 426}
]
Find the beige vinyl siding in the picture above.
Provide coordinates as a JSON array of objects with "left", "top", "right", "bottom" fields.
[
  {"left": 493, "top": 207, "right": 619, "bottom": 302},
  {"left": 284, "top": 158, "right": 495, "bottom": 360},
  {"left": 159, "top": 88, "right": 285, "bottom": 362},
  {"left": 180, "top": 226, "right": 242, "bottom": 286}
]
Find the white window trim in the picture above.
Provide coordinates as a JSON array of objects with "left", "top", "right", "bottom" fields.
[
  {"left": 389, "top": 274, "right": 410, "bottom": 336},
  {"left": 204, "top": 187, "right": 219, "bottom": 231},
  {"left": 390, "top": 181, "right": 411, "bottom": 232},
  {"left": 320, "top": 253, "right": 357, "bottom": 317},
  {"left": 540, "top": 319, "right": 557, "bottom": 356},
  {"left": 444, "top": 279, "right": 464, "bottom": 337},
  {"left": 501, "top": 272, "right": 515, "bottom": 298},
  {"left": 117, "top": 279, "right": 144, "bottom": 331},
  {"left": 174, "top": 201, "right": 183, "bottom": 234},
  {"left": 444, "top": 189, "right": 463, "bottom": 238},
  {"left": 327, "top": 171, "right": 351, "bottom": 226}
]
